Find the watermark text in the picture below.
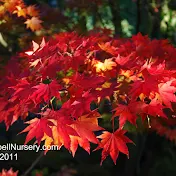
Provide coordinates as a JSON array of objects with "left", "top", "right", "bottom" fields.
[{"left": 0, "top": 143, "right": 59, "bottom": 153}]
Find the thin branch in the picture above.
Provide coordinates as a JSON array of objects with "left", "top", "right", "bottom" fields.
[
  {"left": 21, "top": 151, "right": 44, "bottom": 176},
  {"left": 136, "top": 0, "right": 141, "bottom": 34}
]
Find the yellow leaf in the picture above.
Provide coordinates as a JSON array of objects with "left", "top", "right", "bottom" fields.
[
  {"left": 0, "top": 5, "right": 5, "bottom": 16},
  {"left": 102, "top": 82, "right": 112, "bottom": 88},
  {"left": 104, "top": 59, "right": 117, "bottom": 70},
  {"left": 93, "top": 59, "right": 117, "bottom": 72},
  {"left": 13, "top": 6, "right": 27, "bottom": 18}
]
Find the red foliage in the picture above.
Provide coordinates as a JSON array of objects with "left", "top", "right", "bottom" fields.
[
  {"left": 0, "top": 168, "right": 18, "bottom": 176},
  {"left": 95, "top": 129, "right": 133, "bottom": 165},
  {"left": 1, "top": 32, "right": 176, "bottom": 164}
]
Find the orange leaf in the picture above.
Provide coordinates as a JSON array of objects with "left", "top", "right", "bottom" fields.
[
  {"left": 27, "top": 5, "right": 39, "bottom": 17},
  {"left": 70, "top": 136, "right": 90, "bottom": 156},
  {"left": 42, "top": 125, "right": 63, "bottom": 154},
  {"left": 71, "top": 112, "right": 103, "bottom": 144},
  {"left": 24, "top": 17, "right": 42, "bottom": 31},
  {"left": 4, "top": 0, "right": 24, "bottom": 13},
  {"left": 98, "top": 42, "right": 117, "bottom": 55}
]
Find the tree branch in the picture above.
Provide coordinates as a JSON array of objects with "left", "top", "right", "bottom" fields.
[
  {"left": 21, "top": 151, "right": 44, "bottom": 176},
  {"left": 108, "top": 0, "right": 122, "bottom": 36}
]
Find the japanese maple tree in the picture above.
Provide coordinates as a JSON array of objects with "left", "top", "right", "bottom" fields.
[{"left": 0, "top": 31, "right": 176, "bottom": 165}]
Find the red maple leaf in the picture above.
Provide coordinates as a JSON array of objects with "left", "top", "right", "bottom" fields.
[
  {"left": 129, "top": 77, "right": 158, "bottom": 99},
  {"left": 95, "top": 129, "right": 133, "bottom": 165},
  {"left": 70, "top": 91, "right": 95, "bottom": 117},
  {"left": 115, "top": 53, "right": 134, "bottom": 66},
  {"left": 142, "top": 99, "right": 167, "bottom": 119},
  {"left": 56, "top": 116, "right": 78, "bottom": 150},
  {"left": 69, "top": 111, "right": 104, "bottom": 156},
  {"left": 0, "top": 98, "right": 27, "bottom": 130},
  {"left": 113, "top": 102, "right": 143, "bottom": 127},
  {"left": 41, "top": 54, "right": 61, "bottom": 79},
  {"left": 9, "top": 79, "right": 34, "bottom": 102},
  {"left": 71, "top": 112, "right": 103, "bottom": 143},
  {"left": 70, "top": 72, "right": 105, "bottom": 90},
  {"left": 141, "top": 60, "right": 165, "bottom": 76},
  {"left": 20, "top": 118, "right": 54, "bottom": 144},
  {"left": 30, "top": 80, "right": 62, "bottom": 105},
  {"left": 42, "top": 108, "right": 78, "bottom": 149},
  {"left": 158, "top": 80, "right": 176, "bottom": 109}
]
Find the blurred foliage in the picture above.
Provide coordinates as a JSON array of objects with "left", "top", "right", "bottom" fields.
[
  {"left": 1, "top": 0, "right": 176, "bottom": 176},
  {"left": 1, "top": 0, "right": 176, "bottom": 59}
]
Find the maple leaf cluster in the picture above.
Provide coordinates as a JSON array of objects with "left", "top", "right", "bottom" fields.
[
  {"left": 1, "top": 32, "right": 176, "bottom": 164},
  {"left": 0, "top": 168, "right": 18, "bottom": 176},
  {"left": 0, "top": 0, "right": 42, "bottom": 31}
]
